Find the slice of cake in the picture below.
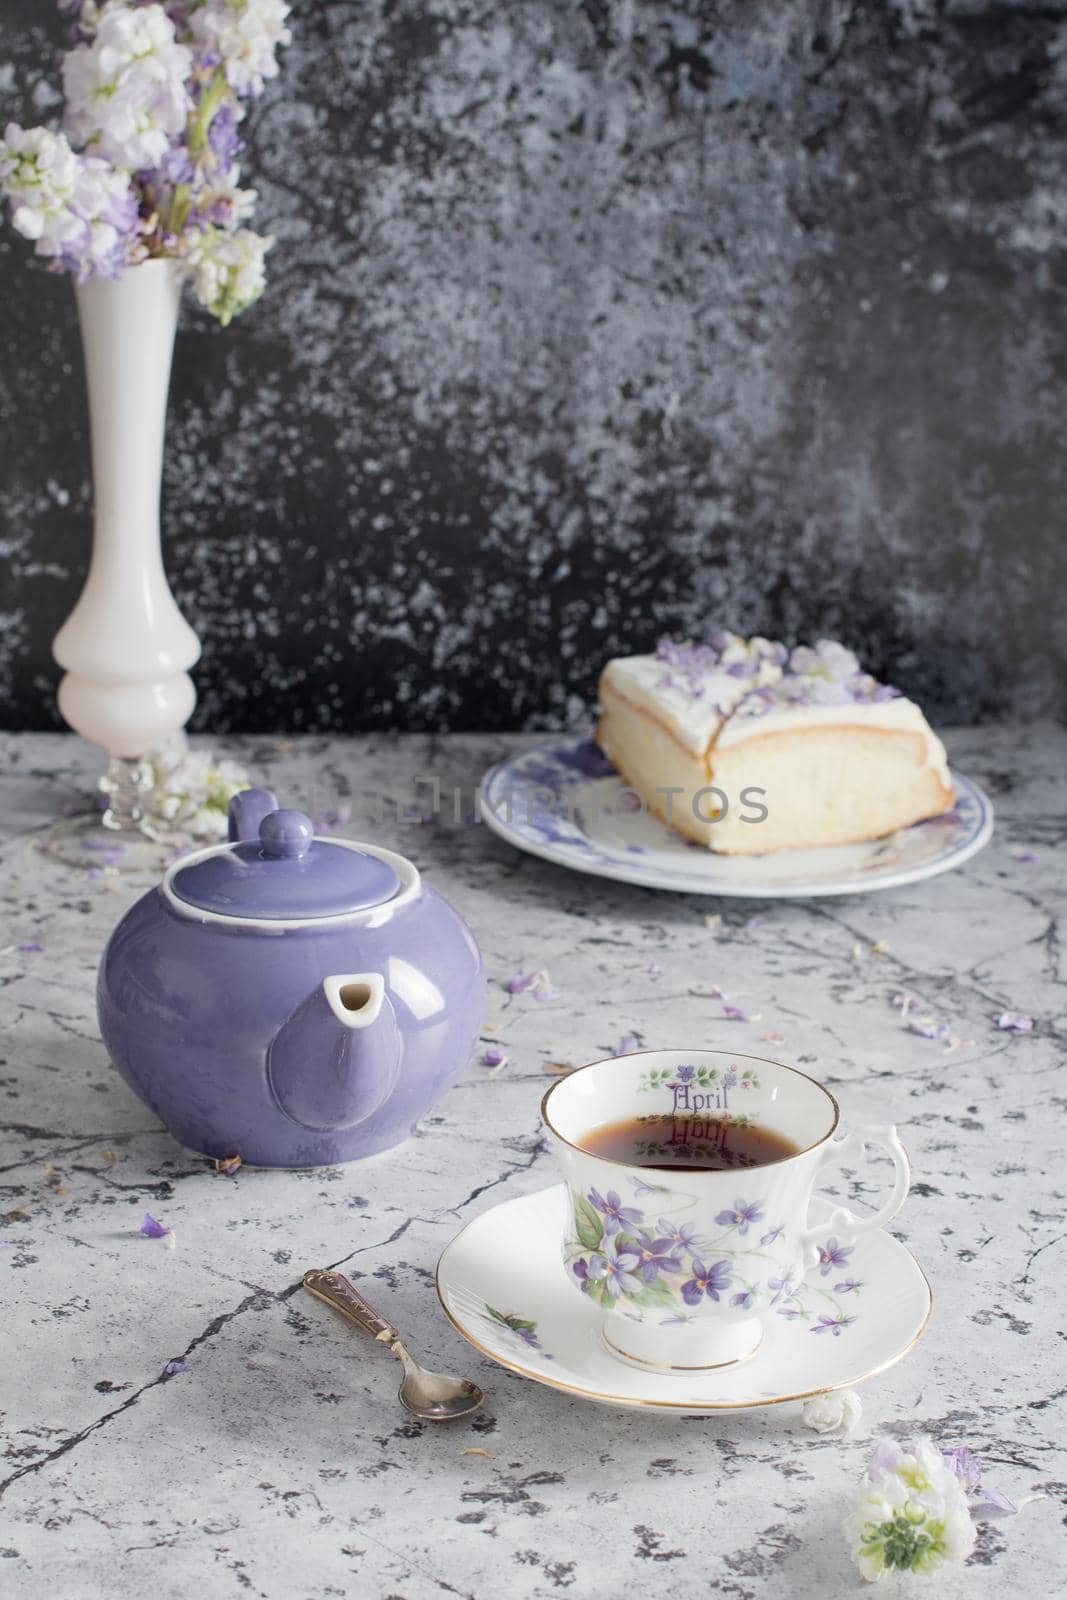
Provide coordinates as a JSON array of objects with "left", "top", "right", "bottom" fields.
[{"left": 595, "top": 634, "right": 954, "bottom": 854}]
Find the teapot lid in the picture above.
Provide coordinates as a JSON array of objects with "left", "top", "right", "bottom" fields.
[{"left": 171, "top": 794, "right": 402, "bottom": 920}]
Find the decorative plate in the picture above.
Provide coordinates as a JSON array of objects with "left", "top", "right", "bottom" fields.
[
  {"left": 478, "top": 736, "right": 993, "bottom": 898},
  {"left": 436, "top": 1185, "right": 932, "bottom": 1413}
]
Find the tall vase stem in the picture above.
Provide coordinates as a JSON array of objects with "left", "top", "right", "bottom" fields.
[{"left": 52, "top": 259, "right": 201, "bottom": 765}]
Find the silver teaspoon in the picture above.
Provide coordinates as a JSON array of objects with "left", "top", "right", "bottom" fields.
[{"left": 303, "top": 1268, "right": 484, "bottom": 1421}]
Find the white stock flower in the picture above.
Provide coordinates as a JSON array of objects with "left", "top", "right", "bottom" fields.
[
  {"left": 181, "top": 223, "right": 271, "bottom": 323},
  {"left": 190, "top": 0, "right": 292, "bottom": 97},
  {"left": 846, "top": 1436, "right": 976, "bottom": 1581},
  {"left": 62, "top": 2, "right": 193, "bottom": 170},
  {"left": 801, "top": 1389, "right": 862, "bottom": 1436},
  {"left": 0, "top": 124, "right": 79, "bottom": 239},
  {"left": 0, "top": 122, "right": 140, "bottom": 278},
  {"left": 149, "top": 743, "right": 252, "bottom": 839}
]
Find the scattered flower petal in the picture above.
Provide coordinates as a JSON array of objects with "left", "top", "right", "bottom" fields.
[
  {"left": 722, "top": 1003, "right": 761, "bottom": 1022},
  {"left": 617, "top": 1032, "right": 642, "bottom": 1054},
  {"left": 215, "top": 1154, "right": 242, "bottom": 1176},
  {"left": 18, "top": 942, "right": 43, "bottom": 953},
  {"left": 506, "top": 969, "right": 557, "bottom": 1001},
  {"left": 761, "top": 1030, "right": 785, "bottom": 1044},
  {"left": 703, "top": 914, "right": 721, "bottom": 929},
  {"left": 1011, "top": 848, "right": 1039, "bottom": 864},
  {"left": 851, "top": 943, "right": 864, "bottom": 961},
  {"left": 802, "top": 1389, "right": 862, "bottom": 1435},
  {"left": 996, "top": 1012, "right": 1034, "bottom": 1034},
  {"left": 139, "top": 1213, "right": 170, "bottom": 1239},
  {"left": 163, "top": 1359, "right": 186, "bottom": 1376},
  {"left": 480, "top": 1047, "right": 507, "bottom": 1068},
  {"left": 871, "top": 940, "right": 891, "bottom": 955}
]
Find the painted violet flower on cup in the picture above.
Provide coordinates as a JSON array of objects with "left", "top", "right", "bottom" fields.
[
  {"left": 0, "top": 1, "right": 291, "bottom": 322},
  {"left": 567, "top": 1179, "right": 862, "bottom": 1331}
]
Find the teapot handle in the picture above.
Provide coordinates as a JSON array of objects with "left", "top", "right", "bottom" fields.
[{"left": 228, "top": 788, "right": 279, "bottom": 843}]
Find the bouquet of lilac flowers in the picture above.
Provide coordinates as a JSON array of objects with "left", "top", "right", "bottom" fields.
[{"left": 0, "top": 1, "right": 290, "bottom": 323}]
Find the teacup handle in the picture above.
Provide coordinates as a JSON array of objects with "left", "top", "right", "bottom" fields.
[{"left": 797, "top": 1125, "right": 910, "bottom": 1269}]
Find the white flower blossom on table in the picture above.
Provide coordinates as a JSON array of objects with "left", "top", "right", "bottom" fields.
[
  {"left": 149, "top": 741, "right": 251, "bottom": 841},
  {"left": 801, "top": 1389, "right": 862, "bottom": 1436},
  {"left": 846, "top": 1437, "right": 975, "bottom": 1581},
  {"left": 189, "top": 0, "right": 292, "bottom": 96},
  {"left": 62, "top": 3, "right": 194, "bottom": 170},
  {"left": 0, "top": 1, "right": 290, "bottom": 320}
]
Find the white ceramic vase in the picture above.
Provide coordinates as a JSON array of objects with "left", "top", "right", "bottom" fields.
[{"left": 52, "top": 259, "right": 200, "bottom": 834}]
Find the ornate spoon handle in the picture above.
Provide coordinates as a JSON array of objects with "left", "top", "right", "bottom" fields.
[{"left": 303, "top": 1268, "right": 398, "bottom": 1343}]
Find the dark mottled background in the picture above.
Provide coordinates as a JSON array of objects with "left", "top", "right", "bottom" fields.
[{"left": 1, "top": 0, "right": 1065, "bottom": 735}]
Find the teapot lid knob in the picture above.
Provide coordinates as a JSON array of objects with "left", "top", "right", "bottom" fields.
[{"left": 259, "top": 809, "right": 315, "bottom": 860}]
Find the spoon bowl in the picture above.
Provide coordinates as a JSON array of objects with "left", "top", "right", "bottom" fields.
[{"left": 304, "top": 1267, "right": 484, "bottom": 1422}]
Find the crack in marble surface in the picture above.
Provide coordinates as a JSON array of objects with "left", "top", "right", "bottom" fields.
[{"left": 0, "top": 729, "right": 1064, "bottom": 1598}]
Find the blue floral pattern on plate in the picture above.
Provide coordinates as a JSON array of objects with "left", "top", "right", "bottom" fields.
[{"left": 479, "top": 735, "right": 993, "bottom": 899}]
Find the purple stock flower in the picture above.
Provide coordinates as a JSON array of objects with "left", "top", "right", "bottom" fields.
[
  {"left": 681, "top": 1258, "right": 732, "bottom": 1305},
  {"left": 208, "top": 102, "right": 243, "bottom": 168},
  {"left": 715, "top": 1198, "right": 765, "bottom": 1234},
  {"left": 587, "top": 1250, "right": 643, "bottom": 1299},
  {"left": 630, "top": 1231, "right": 685, "bottom": 1284},
  {"left": 816, "top": 1237, "right": 854, "bottom": 1277},
  {"left": 588, "top": 1188, "right": 642, "bottom": 1235},
  {"left": 811, "top": 1312, "right": 856, "bottom": 1336}
]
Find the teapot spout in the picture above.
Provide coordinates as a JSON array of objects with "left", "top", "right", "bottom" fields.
[{"left": 267, "top": 972, "right": 402, "bottom": 1131}]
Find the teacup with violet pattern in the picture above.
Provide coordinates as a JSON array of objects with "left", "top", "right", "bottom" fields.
[{"left": 541, "top": 1048, "right": 910, "bottom": 1371}]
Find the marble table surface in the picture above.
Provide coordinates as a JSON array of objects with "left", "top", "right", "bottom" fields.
[{"left": 1, "top": 728, "right": 1063, "bottom": 1600}]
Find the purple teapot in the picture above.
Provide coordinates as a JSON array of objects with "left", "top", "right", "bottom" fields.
[{"left": 97, "top": 790, "right": 485, "bottom": 1166}]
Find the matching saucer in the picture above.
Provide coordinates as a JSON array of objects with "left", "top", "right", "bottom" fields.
[{"left": 435, "top": 1185, "right": 932, "bottom": 1412}]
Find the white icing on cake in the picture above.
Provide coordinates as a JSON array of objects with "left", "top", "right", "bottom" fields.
[{"left": 601, "top": 635, "right": 951, "bottom": 789}]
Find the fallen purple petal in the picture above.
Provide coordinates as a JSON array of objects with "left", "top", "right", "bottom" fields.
[
  {"left": 617, "top": 1032, "right": 642, "bottom": 1054},
  {"left": 18, "top": 942, "right": 44, "bottom": 953},
  {"left": 722, "top": 1003, "right": 749, "bottom": 1022},
  {"left": 971, "top": 1489, "right": 1019, "bottom": 1518},
  {"left": 163, "top": 1359, "right": 186, "bottom": 1376},
  {"left": 140, "top": 1213, "right": 171, "bottom": 1239},
  {"left": 996, "top": 1011, "right": 1034, "bottom": 1034},
  {"left": 481, "top": 1047, "right": 507, "bottom": 1068},
  {"left": 506, "top": 971, "right": 538, "bottom": 994},
  {"left": 1011, "top": 849, "right": 1039, "bottom": 864}
]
